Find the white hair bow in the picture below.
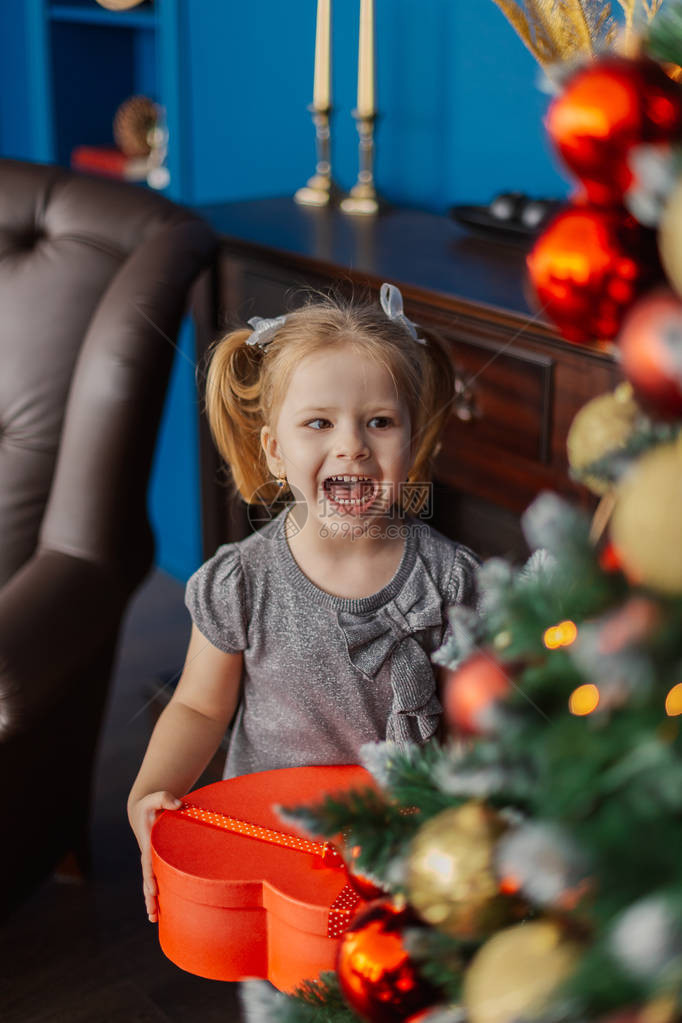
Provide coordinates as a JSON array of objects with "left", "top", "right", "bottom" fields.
[
  {"left": 245, "top": 314, "right": 288, "bottom": 350},
  {"left": 380, "top": 283, "right": 427, "bottom": 345}
]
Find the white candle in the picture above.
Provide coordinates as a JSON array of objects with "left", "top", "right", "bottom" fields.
[
  {"left": 313, "top": 0, "right": 331, "bottom": 111},
  {"left": 357, "top": 0, "right": 375, "bottom": 117}
]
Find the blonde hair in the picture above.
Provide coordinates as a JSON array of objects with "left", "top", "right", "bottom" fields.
[{"left": 203, "top": 291, "right": 456, "bottom": 512}]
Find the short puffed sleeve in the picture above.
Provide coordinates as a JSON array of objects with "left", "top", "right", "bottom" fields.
[
  {"left": 445, "top": 544, "right": 481, "bottom": 612},
  {"left": 184, "top": 545, "right": 249, "bottom": 653},
  {"left": 433, "top": 544, "right": 482, "bottom": 671}
]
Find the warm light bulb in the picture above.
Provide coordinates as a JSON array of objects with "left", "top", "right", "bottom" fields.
[
  {"left": 544, "top": 626, "right": 560, "bottom": 649},
  {"left": 544, "top": 620, "right": 578, "bottom": 649},
  {"left": 569, "top": 683, "right": 600, "bottom": 715},
  {"left": 665, "top": 683, "right": 682, "bottom": 717}
]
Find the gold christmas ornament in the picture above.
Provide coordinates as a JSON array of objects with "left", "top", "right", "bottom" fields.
[
  {"left": 463, "top": 920, "right": 581, "bottom": 1023},
  {"left": 659, "top": 178, "right": 682, "bottom": 298},
  {"left": 610, "top": 440, "right": 682, "bottom": 594},
  {"left": 407, "top": 802, "right": 509, "bottom": 940},
  {"left": 566, "top": 384, "right": 640, "bottom": 495}
]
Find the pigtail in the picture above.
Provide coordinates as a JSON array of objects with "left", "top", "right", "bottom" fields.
[
  {"left": 203, "top": 329, "right": 270, "bottom": 503},
  {"left": 407, "top": 329, "right": 457, "bottom": 504}
]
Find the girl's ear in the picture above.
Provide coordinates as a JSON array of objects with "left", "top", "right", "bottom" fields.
[{"left": 260, "top": 425, "right": 280, "bottom": 475}]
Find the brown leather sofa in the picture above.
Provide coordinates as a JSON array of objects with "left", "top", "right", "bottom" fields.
[{"left": 0, "top": 159, "right": 216, "bottom": 918}]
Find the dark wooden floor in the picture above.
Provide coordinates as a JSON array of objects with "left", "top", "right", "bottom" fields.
[{"left": 0, "top": 570, "right": 244, "bottom": 1022}]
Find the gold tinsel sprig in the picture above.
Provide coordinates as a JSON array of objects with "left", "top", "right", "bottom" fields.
[{"left": 490, "top": 0, "right": 663, "bottom": 69}]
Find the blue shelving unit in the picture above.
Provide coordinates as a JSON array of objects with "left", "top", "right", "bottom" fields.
[
  {"left": 49, "top": 5, "right": 158, "bottom": 29},
  {"left": 2, "top": 0, "right": 188, "bottom": 202}
]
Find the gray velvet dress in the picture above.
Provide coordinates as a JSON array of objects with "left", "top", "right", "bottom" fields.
[{"left": 184, "top": 507, "right": 479, "bottom": 779}]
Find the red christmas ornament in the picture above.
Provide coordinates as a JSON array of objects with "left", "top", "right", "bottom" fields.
[
  {"left": 345, "top": 844, "right": 389, "bottom": 901},
  {"left": 443, "top": 652, "right": 510, "bottom": 736},
  {"left": 336, "top": 899, "right": 441, "bottom": 1023},
  {"left": 617, "top": 288, "right": 682, "bottom": 419},
  {"left": 527, "top": 203, "right": 661, "bottom": 344},
  {"left": 546, "top": 56, "right": 682, "bottom": 205}
]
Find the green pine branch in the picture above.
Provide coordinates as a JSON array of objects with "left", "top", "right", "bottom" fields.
[
  {"left": 374, "top": 741, "right": 473, "bottom": 818},
  {"left": 403, "top": 927, "right": 471, "bottom": 1003},
  {"left": 277, "top": 973, "right": 361, "bottom": 1023},
  {"left": 558, "top": 939, "right": 649, "bottom": 1016},
  {"left": 280, "top": 787, "right": 423, "bottom": 883}
]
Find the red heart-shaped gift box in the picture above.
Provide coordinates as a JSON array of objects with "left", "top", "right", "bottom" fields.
[{"left": 151, "top": 764, "right": 373, "bottom": 991}]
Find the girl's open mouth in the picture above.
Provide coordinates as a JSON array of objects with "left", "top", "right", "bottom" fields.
[{"left": 322, "top": 474, "right": 378, "bottom": 514}]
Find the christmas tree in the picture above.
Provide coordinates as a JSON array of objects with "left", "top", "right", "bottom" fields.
[{"left": 251, "top": 5, "right": 682, "bottom": 1022}]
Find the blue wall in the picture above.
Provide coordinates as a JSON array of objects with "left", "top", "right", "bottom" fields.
[
  {"left": 0, "top": 0, "right": 574, "bottom": 582},
  {"left": 184, "top": 0, "right": 571, "bottom": 210},
  {"left": 148, "top": 317, "right": 202, "bottom": 582}
]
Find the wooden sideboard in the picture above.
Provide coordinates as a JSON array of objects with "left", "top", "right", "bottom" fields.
[{"left": 193, "top": 197, "right": 620, "bottom": 562}]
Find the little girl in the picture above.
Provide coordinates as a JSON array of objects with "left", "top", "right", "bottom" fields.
[{"left": 128, "top": 283, "right": 480, "bottom": 921}]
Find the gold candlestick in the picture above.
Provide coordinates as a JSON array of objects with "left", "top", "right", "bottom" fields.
[
  {"left": 295, "top": 0, "right": 338, "bottom": 207},
  {"left": 294, "top": 105, "right": 338, "bottom": 207},
  {"left": 341, "top": 0, "right": 380, "bottom": 215},
  {"left": 340, "top": 111, "right": 380, "bottom": 215}
]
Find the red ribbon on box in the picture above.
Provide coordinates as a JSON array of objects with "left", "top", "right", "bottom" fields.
[{"left": 175, "top": 801, "right": 359, "bottom": 938}]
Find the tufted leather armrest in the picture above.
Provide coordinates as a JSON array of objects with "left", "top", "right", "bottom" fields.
[{"left": 39, "top": 215, "right": 215, "bottom": 582}]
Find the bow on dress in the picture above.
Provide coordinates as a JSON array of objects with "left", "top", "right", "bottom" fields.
[{"left": 337, "top": 563, "right": 445, "bottom": 743}]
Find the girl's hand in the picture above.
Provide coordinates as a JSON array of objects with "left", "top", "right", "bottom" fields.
[
  {"left": 128, "top": 791, "right": 182, "bottom": 923},
  {"left": 126, "top": 627, "right": 243, "bottom": 921}
]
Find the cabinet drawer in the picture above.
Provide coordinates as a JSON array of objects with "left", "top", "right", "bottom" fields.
[{"left": 439, "top": 328, "right": 553, "bottom": 464}]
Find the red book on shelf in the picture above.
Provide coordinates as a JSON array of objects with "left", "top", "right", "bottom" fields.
[{"left": 71, "top": 146, "right": 148, "bottom": 182}]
